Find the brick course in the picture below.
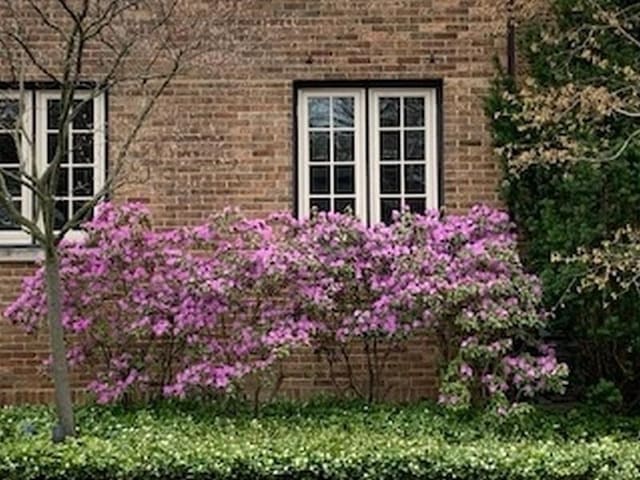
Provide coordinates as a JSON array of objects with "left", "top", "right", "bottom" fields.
[{"left": 0, "top": 0, "right": 505, "bottom": 404}]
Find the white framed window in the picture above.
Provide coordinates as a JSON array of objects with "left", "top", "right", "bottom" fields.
[
  {"left": 0, "top": 92, "right": 33, "bottom": 244},
  {"left": 297, "top": 89, "right": 367, "bottom": 220},
  {"left": 36, "top": 91, "right": 106, "bottom": 233},
  {"left": 297, "top": 86, "right": 439, "bottom": 224},
  {"left": 369, "top": 88, "right": 438, "bottom": 224},
  {"left": 0, "top": 89, "right": 106, "bottom": 245}
]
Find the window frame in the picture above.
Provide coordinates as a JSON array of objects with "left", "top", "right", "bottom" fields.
[
  {"left": 0, "top": 91, "right": 34, "bottom": 244},
  {"left": 0, "top": 88, "right": 106, "bottom": 246},
  {"left": 368, "top": 87, "right": 439, "bottom": 224},
  {"left": 296, "top": 88, "right": 367, "bottom": 221},
  {"left": 294, "top": 81, "right": 443, "bottom": 224},
  {"left": 35, "top": 90, "right": 106, "bottom": 241}
]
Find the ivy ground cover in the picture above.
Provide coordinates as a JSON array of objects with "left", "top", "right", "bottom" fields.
[{"left": 2, "top": 400, "right": 640, "bottom": 480}]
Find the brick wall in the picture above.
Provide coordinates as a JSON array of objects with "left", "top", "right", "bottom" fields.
[{"left": 0, "top": 0, "right": 505, "bottom": 404}]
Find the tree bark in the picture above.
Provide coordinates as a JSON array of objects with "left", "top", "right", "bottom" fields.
[{"left": 44, "top": 245, "right": 75, "bottom": 440}]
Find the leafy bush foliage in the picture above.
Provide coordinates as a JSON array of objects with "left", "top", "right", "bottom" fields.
[
  {"left": 1, "top": 401, "right": 640, "bottom": 480},
  {"left": 5, "top": 203, "right": 566, "bottom": 409},
  {"left": 487, "top": 0, "right": 640, "bottom": 404}
]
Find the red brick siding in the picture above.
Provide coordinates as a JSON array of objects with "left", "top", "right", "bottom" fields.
[{"left": 0, "top": 0, "right": 504, "bottom": 404}]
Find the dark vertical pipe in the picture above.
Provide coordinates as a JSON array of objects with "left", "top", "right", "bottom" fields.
[{"left": 507, "top": 0, "right": 516, "bottom": 77}]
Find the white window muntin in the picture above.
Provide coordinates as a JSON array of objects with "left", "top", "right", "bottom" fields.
[
  {"left": 0, "top": 91, "right": 33, "bottom": 244},
  {"left": 369, "top": 88, "right": 438, "bottom": 224},
  {"left": 297, "top": 88, "right": 367, "bottom": 221}
]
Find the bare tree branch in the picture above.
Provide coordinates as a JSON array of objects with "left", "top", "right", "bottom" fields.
[
  {"left": 604, "top": 129, "right": 640, "bottom": 163},
  {"left": 0, "top": 172, "right": 45, "bottom": 243},
  {"left": 57, "top": 53, "right": 183, "bottom": 240},
  {"left": 25, "top": 0, "right": 66, "bottom": 37},
  {"left": 1, "top": 31, "right": 60, "bottom": 83}
]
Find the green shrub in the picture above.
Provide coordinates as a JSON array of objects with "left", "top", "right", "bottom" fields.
[
  {"left": 586, "top": 379, "right": 624, "bottom": 413},
  {"left": 486, "top": 0, "right": 640, "bottom": 405},
  {"left": 1, "top": 401, "right": 640, "bottom": 479}
]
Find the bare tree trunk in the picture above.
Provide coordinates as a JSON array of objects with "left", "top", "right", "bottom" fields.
[{"left": 44, "top": 245, "right": 75, "bottom": 440}]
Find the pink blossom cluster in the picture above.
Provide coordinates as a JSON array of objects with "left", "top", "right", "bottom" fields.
[{"left": 5, "top": 202, "right": 568, "bottom": 407}]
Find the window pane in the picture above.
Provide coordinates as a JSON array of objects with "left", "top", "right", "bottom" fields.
[
  {"left": 55, "top": 168, "right": 69, "bottom": 196},
  {"left": 379, "top": 97, "right": 400, "bottom": 127},
  {"left": 308, "top": 97, "right": 330, "bottom": 128},
  {"left": 48, "top": 133, "right": 60, "bottom": 164},
  {"left": 5, "top": 168, "right": 21, "bottom": 197},
  {"left": 72, "top": 168, "right": 94, "bottom": 196},
  {"left": 0, "top": 201, "right": 21, "bottom": 230},
  {"left": 380, "top": 131, "right": 400, "bottom": 161},
  {"left": 47, "top": 100, "right": 61, "bottom": 129},
  {"left": 0, "top": 205, "right": 9, "bottom": 229},
  {"left": 334, "top": 198, "right": 355, "bottom": 214},
  {"left": 72, "top": 200, "right": 93, "bottom": 222},
  {"left": 310, "top": 132, "right": 330, "bottom": 162},
  {"left": 310, "top": 166, "right": 330, "bottom": 194},
  {"left": 380, "top": 198, "right": 401, "bottom": 225},
  {"left": 54, "top": 200, "right": 69, "bottom": 230},
  {"left": 406, "top": 198, "right": 426, "bottom": 214},
  {"left": 310, "top": 198, "right": 330, "bottom": 213},
  {"left": 72, "top": 100, "right": 93, "bottom": 130},
  {"left": 333, "top": 97, "right": 354, "bottom": 127},
  {"left": 48, "top": 99, "right": 94, "bottom": 130},
  {"left": 0, "top": 134, "right": 18, "bottom": 164},
  {"left": 404, "top": 97, "right": 425, "bottom": 127},
  {"left": 73, "top": 133, "right": 94, "bottom": 164},
  {"left": 334, "top": 165, "right": 354, "bottom": 194},
  {"left": 405, "top": 165, "right": 425, "bottom": 194},
  {"left": 334, "top": 131, "right": 354, "bottom": 162},
  {"left": 405, "top": 130, "right": 425, "bottom": 160},
  {"left": 380, "top": 165, "right": 401, "bottom": 194},
  {"left": 0, "top": 100, "right": 18, "bottom": 129}
]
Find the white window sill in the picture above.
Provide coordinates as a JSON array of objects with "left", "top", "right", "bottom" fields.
[{"left": 0, "top": 246, "right": 43, "bottom": 263}]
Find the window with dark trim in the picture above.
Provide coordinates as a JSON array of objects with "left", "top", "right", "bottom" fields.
[{"left": 297, "top": 84, "right": 439, "bottom": 224}]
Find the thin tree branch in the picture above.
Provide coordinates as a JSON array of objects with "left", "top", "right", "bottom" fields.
[
  {"left": 604, "top": 128, "right": 640, "bottom": 163},
  {"left": 25, "top": 0, "right": 66, "bottom": 37},
  {"left": 613, "top": 107, "right": 640, "bottom": 118},
  {"left": 1, "top": 31, "right": 60, "bottom": 83},
  {"left": 56, "top": 54, "right": 183, "bottom": 240},
  {"left": 0, "top": 174, "right": 45, "bottom": 243}
]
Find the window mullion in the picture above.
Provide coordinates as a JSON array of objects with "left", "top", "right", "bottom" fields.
[
  {"left": 399, "top": 96, "right": 405, "bottom": 203},
  {"left": 329, "top": 96, "right": 334, "bottom": 211}
]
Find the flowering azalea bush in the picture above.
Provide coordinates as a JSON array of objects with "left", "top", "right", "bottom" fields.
[
  {"left": 275, "top": 212, "right": 414, "bottom": 402},
  {"left": 6, "top": 204, "right": 314, "bottom": 404},
  {"left": 389, "top": 207, "right": 568, "bottom": 408},
  {"left": 5, "top": 202, "right": 567, "bottom": 408},
  {"left": 168, "top": 212, "right": 317, "bottom": 401},
  {"left": 280, "top": 207, "right": 568, "bottom": 407}
]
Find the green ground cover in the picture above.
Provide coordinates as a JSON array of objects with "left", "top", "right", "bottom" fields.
[{"left": 2, "top": 400, "right": 640, "bottom": 479}]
